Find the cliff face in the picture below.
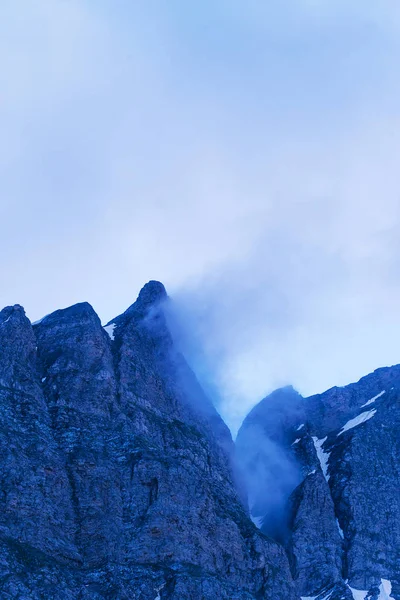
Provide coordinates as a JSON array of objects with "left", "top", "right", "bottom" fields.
[
  {"left": 5, "top": 280, "right": 398, "bottom": 600},
  {"left": 0, "top": 282, "right": 297, "bottom": 600},
  {"left": 237, "top": 369, "right": 400, "bottom": 600}
]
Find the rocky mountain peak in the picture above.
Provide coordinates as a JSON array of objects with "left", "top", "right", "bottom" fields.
[
  {"left": 0, "top": 303, "right": 28, "bottom": 326},
  {"left": 136, "top": 279, "right": 167, "bottom": 307},
  {"left": 0, "top": 283, "right": 297, "bottom": 599},
  {"left": 105, "top": 280, "right": 168, "bottom": 332},
  {"left": 237, "top": 366, "right": 400, "bottom": 599},
  {"left": 2, "top": 282, "right": 399, "bottom": 599},
  {"left": 33, "top": 301, "right": 101, "bottom": 333}
]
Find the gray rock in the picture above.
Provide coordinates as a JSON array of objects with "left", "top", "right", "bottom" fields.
[
  {"left": 0, "top": 283, "right": 297, "bottom": 599},
  {"left": 237, "top": 367, "right": 400, "bottom": 599},
  {"left": 0, "top": 305, "right": 79, "bottom": 565},
  {"left": 34, "top": 301, "right": 122, "bottom": 568},
  {"left": 286, "top": 470, "right": 343, "bottom": 596}
]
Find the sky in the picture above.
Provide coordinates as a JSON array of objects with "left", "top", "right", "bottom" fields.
[{"left": 2, "top": 1, "right": 400, "bottom": 433}]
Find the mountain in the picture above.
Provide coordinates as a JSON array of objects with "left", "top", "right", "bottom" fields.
[
  {"left": 236, "top": 369, "right": 400, "bottom": 599},
  {"left": 3, "top": 280, "right": 400, "bottom": 600},
  {"left": 0, "top": 282, "right": 296, "bottom": 599}
]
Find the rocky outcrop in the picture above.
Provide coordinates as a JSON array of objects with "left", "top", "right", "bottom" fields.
[
  {"left": 237, "top": 368, "right": 400, "bottom": 599},
  {"left": 286, "top": 471, "right": 343, "bottom": 596},
  {"left": 0, "top": 305, "right": 78, "bottom": 566},
  {"left": 34, "top": 301, "right": 121, "bottom": 568},
  {"left": 7, "top": 279, "right": 399, "bottom": 600},
  {"left": 0, "top": 282, "right": 297, "bottom": 599}
]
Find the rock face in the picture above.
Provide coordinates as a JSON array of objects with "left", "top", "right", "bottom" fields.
[
  {"left": 237, "top": 368, "right": 400, "bottom": 600},
  {"left": 0, "top": 283, "right": 297, "bottom": 599},
  {"left": 5, "top": 281, "right": 400, "bottom": 600}
]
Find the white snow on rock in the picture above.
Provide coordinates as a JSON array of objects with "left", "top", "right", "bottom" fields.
[
  {"left": 348, "top": 587, "right": 368, "bottom": 600},
  {"left": 301, "top": 592, "right": 333, "bottom": 600},
  {"left": 312, "top": 436, "right": 330, "bottom": 481},
  {"left": 347, "top": 578, "right": 394, "bottom": 599},
  {"left": 338, "top": 409, "right": 376, "bottom": 436},
  {"left": 361, "top": 390, "right": 385, "bottom": 408},
  {"left": 297, "top": 423, "right": 305, "bottom": 431},
  {"left": 103, "top": 323, "right": 116, "bottom": 340},
  {"left": 292, "top": 438, "right": 301, "bottom": 445},
  {"left": 251, "top": 515, "right": 264, "bottom": 529},
  {"left": 41, "top": 377, "right": 46, "bottom": 383},
  {"left": 154, "top": 583, "right": 166, "bottom": 600},
  {"left": 378, "top": 579, "right": 395, "bottom": 600},
  {"left": 336, "top": 518, "right": 344, "bottom": 539}
]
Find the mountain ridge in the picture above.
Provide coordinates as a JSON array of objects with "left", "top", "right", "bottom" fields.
[
  {"left": 237, "top": 364, "right": 400, "bottom": 599},
  {"left": 1, "top": 282, "right": 400, "bottom": 599},
  {"left": 0, "top": 282, "right": 296, "bottom": 599}
]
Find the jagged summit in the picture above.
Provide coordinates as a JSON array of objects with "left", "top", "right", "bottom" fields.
[
  {"left": 0, "top": 303, "right": 25, "bottom": 315},
  {"left": 136, "top": 279, "right": 167, "bottom": 306},
  {"left": 0, "top": 303, "right": 27, "bottom": 324},
  {"left": 33, "top": 301, "right": 99, "bottom": 328},
  {"left": 0, "top": 282, "right": 296, "bottom": 600},
  {"left": 27, "top": 281, "right": 167, "bottom": 332},
  {"left": 3, "top": 281, "right": 400, "bottom": 599},
  {"left": 105, "top": 280, "right": 168, "bottom": 329}
]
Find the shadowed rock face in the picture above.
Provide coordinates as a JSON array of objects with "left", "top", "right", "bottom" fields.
[
  {"left": 237, "top": 368, "right": 400, "bottom": 600},
  {"left": 0, "top": 283, "right": 297, "bottom": 599},
  {"left": 34, "top": 301, "right": 121, "bottom": 568},
  {"left": 0, "top": 305, "right": 79, "bottom": 565}
]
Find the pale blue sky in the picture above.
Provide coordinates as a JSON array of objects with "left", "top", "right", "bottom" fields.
[{"left": 2, "top": 1, "right": 400, "bottom": 432}]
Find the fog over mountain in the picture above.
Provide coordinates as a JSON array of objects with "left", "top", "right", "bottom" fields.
[
  {"left": 3, "top": 1, "right": 400, "bottom": 431},
  {"left": 2, "top": 282, "right": 400, "bottom": 599}
]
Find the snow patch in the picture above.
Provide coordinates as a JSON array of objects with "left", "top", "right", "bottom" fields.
[
  {"left": 378, "top": 579, "right": 395, "bottom": 600},
  {"left": 41, "top": 377, "right": 46, "bottom": 383},
  {"left": 308, "top": 469, "right": 316, "bottom": 475},
  {"left": 336, "top": 518, "right": 344, "bottom": 539},
  {"left": 347, "top": 578, "right": 394, "bottom": 600},
  {"left": 104, "top": 323, "right": 116, "bottom": 340},
  {"left": 297, "top": 423, "right": 305, "bottom": 431},
  {"left": 301, "top": 592, "right": 333, "bottom": 600},
  {"left": 312, "top": 436, "right": 330, "bottom": 481},
  {"left": 251, "top": 515, "right": 264, "bottom": 529},
  {"left": 361, "top": 390, "right": 385, "bottom": 408},
  {"left": 154, "top": 582, "right": 166, "bottom": 600},
  {"left": 338, "top": 409, "right": 377, "bottom": 436},
  {"left": 292, "top": 438, "right": 301, "bottom": 445},
  {"left": 348, "top": 587, "right": 368, "bottom": 600}
]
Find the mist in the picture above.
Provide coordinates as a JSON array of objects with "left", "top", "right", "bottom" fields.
[
  {"left": 2, "top": 1, "right": 400, "bottom": 433},
  {"left": 236, "top": 424, "right": 302, "bottom": 540}
]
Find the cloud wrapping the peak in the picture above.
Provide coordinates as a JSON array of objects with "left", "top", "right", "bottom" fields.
[{"left": 2, "top": 1, "right": 400, "bottom": 432}]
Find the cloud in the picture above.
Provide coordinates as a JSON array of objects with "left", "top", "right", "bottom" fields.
[
  {"left": 2, "top": 1, "right": 400, "bottom": 433},
  {"left": 169, "top": 120, "right": 400, "bottom": 433}
]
